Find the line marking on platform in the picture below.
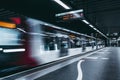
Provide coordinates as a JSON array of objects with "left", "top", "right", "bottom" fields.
[{"left": 76, "top": 60, "right": 84, "bottom": 80}]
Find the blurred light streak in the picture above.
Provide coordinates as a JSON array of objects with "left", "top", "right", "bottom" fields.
[
  {"left": 3, "top": 48, "right": 25, "bottom": 53},
  {"left": 17, "top": 28, "right": 26, "bottom": 33}
]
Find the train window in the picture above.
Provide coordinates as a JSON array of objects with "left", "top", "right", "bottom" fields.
[
  {"left": 43, "top": 37, "right": 55, "bottom": 50},
  {"left": 0, "top": 27, "right": 24, "bottom": 46}
]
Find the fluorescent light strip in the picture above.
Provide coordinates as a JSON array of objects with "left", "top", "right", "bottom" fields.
[
  {"left": 97, "top": 30, "right": 107, "bottom": 38},
  {"left": 89, "top": 24, "right": 108, "bottom": 39},
  {"left": 96, "top": 30, "right": 99, "bottom": 32},
  {"left": 69, "top": 9, "right": 83, "bottom": 14},
  {"left": 82, "top": 20, "right": 89, "bottom": 24},
  {"left": 56, "top": 9, "right": 83, "bottom": 16},
  {"left": 54, "top": 0, "right": 71, "bottom": 9},
  {"left": 3, "top": 49, "right": 25, "bottom": 53},
  {"left": 89, "top": 25, "right": 94, "bottom": 28},
  {"left": 93, "top": 28, "right": 97, "bottom": 30}
]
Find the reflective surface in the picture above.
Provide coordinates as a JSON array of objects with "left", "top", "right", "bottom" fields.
[{"left": 36, "top": 47, "right": 120, "bottom": 80}]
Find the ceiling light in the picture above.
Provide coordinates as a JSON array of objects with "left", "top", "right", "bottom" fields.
[
  {"left": 93, "top": 28, "right": 97, "bottom": 30},
  {"left": 69, "top": 9, "right": 83, "bottom": 14},
  {"left": 82, "top": 20, "right": 89, "bottom": 24},
  {"left": 54, "top": 0, "right": 71, "bottom": 9},
  {"left": 89, "top": 25, "right": 94, "bottom": 28},
  {"left": 96, "top": 30, "right": 99, "bottom": 32}
]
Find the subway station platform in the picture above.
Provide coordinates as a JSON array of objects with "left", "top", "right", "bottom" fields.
[
  {"left": 35, "top": 47, "right": 120, "bottom": 80},
  {"left": 0, "top": 0, "right": 120, "bottom": 80},
  {"left": 1, "top": 47, "right": 120, "bottom": 80}
]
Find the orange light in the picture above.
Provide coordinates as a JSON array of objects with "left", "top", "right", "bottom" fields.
[
  {"left": 0, "top": 21, "right": 16, "bottom": 29},
  {"left": 63, "top": 15, "right": 69, "bottom": 20}
]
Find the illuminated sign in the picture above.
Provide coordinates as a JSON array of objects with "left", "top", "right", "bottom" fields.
[
  {"left": 56, "top": 9, "right": 84, "bottom": 21},
  {"left": 0, "top": 21, "right": 16, "bottom": 29},
  {"left": 62, "top": 13, "right": 83, "bottom": 20}
]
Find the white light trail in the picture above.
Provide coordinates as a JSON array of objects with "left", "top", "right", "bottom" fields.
[
  {"left": 17, "top": 28, "right": 26, "bottom": 33},
  {"left": 3, "top": 48, "right": 25, "bottom": 53}
]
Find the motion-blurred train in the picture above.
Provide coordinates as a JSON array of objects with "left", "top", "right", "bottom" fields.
[{"left": 0, "top": 17, "right": 104, "bottom": 77}]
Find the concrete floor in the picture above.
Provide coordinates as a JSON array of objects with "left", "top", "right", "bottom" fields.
[{"left": 36, "top": 47, "right": 120, "bottom": 80}]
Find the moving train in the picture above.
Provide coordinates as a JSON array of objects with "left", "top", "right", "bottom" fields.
[{"left": 0, "top": 17, "right": 104, "bottom": 77}]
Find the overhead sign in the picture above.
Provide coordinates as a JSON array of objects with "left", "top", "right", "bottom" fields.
[
  {"left": 55, "top": 9, "right": 84, "bottom": 21},
  {"left": 0, "top": 21, "right": 16, "bottom": 29}
]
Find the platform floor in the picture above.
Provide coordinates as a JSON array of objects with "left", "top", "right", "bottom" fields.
[{"left": 36, "top": 47, "right": 120, "bottom": 80}]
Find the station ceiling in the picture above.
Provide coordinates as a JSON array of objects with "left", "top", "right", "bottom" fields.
[{"left": 0, "top": 0, "right": 120, "bottom": 38}]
